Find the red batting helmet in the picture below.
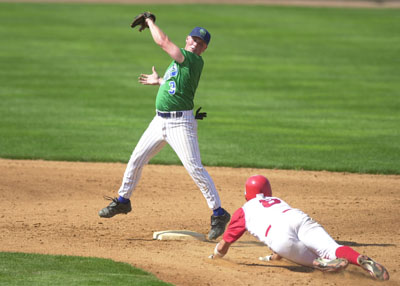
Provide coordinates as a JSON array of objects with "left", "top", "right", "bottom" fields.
[{"left": 245, "top": 175, "right": 272, "bottom": 201}]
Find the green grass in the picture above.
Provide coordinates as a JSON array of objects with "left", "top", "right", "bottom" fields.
[
  {"left": 0, "top": 252, "right": 172, "bottom": 286},
  {"left": 0, "top": 2, "right": 399, "bottom": 173}
]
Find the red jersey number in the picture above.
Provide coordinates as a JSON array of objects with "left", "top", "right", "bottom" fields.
[{"left": 259, "top": 198, "right": 281, "bottom": 208}]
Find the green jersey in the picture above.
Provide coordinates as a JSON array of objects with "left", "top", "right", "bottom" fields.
[{"left": 155, "top": 48, "right": 204, "bottom": 111}]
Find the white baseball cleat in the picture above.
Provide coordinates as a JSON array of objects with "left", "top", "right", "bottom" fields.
[
  {"left": 357, "top": 255, "right": 390, "bottom": 281},
  {"left": 313, "top": 257, "right": 349, "bottom": 272}
]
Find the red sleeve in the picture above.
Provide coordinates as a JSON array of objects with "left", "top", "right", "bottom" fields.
[{"left": 222, "top": 207, "right": 246, "bottom": 243}]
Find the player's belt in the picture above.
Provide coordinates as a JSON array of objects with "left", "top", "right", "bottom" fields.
[{"left": 157, "top": 111, "right": 183, "bottom": 118}]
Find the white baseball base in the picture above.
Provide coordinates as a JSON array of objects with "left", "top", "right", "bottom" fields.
[{"left": 153, "top": 230, "right": 206, "bottom": 241}]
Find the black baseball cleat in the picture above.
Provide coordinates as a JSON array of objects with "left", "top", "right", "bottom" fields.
[
  {"left": 98, "top": 196, "right": 132, "bottom": 218},
  {"left": 208, "top": 211, "right": 231, "bottom": 240}
]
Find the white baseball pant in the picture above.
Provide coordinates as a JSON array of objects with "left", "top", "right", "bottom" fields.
[
  {"left": 118, "top": 110, "right": 222, "bottom": 210},
  {"left": 268, "top": 209, "right": 340, "bottom": 266}
]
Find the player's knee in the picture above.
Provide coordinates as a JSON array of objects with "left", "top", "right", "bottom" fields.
[{"left": 184, "top": 161, "right": 204, "bottom": 173}]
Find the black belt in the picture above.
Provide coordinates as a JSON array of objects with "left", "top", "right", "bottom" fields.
[{"left": 157, "top": 111, "right": 183, "bottom": 118}]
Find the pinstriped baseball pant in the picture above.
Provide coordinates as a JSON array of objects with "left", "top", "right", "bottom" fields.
[{"left": 118, "top": 110, "right": 222, "bottom": 210}]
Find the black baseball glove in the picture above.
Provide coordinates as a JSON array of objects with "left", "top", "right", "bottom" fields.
[
  {"left": 195, "top": 107, "right": 207, "bottom": 120},
  {"left": 130, "top": 12, "right": 156, "bottom": 32}
]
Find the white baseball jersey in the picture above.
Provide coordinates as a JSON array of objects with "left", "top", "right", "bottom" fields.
[{"left": 223, "top": 194, "right": 341, "bottom": 266}]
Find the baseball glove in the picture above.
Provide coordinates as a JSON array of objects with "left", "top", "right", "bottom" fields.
[
  {"left": 195, "top": 107, "right": 207, "bottom": 120},
  {"left": 130, "top": 12, "right": 156, "bottom": 32}
]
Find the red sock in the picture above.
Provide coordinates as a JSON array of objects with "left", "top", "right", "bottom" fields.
[{"left": 335, "top": 246, "right": 360, "bottom": 265}]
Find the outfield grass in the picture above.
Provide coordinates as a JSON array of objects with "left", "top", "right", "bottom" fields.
[
  {"left": 0, "top": 2, "right": 399, "bottom": 173},
  {"left": 0, "top": 252, "right": 172, "bottom": 286}
]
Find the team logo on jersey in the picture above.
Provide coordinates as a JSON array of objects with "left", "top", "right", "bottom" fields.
[{"left": 163, "top": 63, "right": 178, "bottom": 82}]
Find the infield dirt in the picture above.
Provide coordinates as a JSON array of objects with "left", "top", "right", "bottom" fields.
[
  {"left": 1, "top": 0, "right": 399, "bottom": 285},
  {"left": 1, "top": 159, "right": 399, "bottom": 285}
]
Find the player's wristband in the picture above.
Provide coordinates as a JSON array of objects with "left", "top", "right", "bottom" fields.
[{"left": 214, "top": 243, "right": 225, "bottom": 258}]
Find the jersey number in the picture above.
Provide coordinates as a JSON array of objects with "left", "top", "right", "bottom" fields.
[
  {"left": 168, "top": 81, "right": 176, "bottom": 95},
  {"left": 259, "top": 198, "right": 281, "bottom": 208}
]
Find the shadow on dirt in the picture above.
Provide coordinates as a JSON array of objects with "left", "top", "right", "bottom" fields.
[
  {"left": 241, "top": 263, "right": 314, "bottom": 273},
  {"left": 336, "top": 240, "right": 396, "bottom": 247}
]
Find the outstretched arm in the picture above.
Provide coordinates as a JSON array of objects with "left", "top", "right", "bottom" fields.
[
  {"left": 259, "top": 252, "right": 282, "bottom": 261},
  {"left": 145, "top": 18, "right": 185, "bottom": 64},
  {"left": 209, "top": 207, "right": 247, "bottom": 259},
  {"left": 209, "top": 239, "right": 232, "bottom": 259}
]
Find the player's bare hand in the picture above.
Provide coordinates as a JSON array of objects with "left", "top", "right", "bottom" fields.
[
  {"left": 138, "top": 66, "right": 161, "bottom": 85},
  {"left": 259, "top": 253, "right": 282, "bottom": 262},
  {"left": 208, "top": 254, "right": 222, "bottom": 260}
]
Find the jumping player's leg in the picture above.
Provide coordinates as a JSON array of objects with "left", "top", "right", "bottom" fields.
[
  {"left": 166, "top": 111, "right": 230, "bottom": 240},
  {"left": 118, "top": 116, "right": 166, "bottom": 199},
  {"left": 99, "top": 116, "right": 166, "bottom": 218},
  {"left": 166, "top": 112, "right": 221, "bottom": 210}
]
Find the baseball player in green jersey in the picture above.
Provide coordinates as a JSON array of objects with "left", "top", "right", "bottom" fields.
[{"left": 98, "top": 15, "right": 231, "bottom": 240}]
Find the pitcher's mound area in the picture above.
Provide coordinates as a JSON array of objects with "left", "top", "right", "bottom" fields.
[{"left": 153, "top": 230, "right": 206, "bottom": 241}]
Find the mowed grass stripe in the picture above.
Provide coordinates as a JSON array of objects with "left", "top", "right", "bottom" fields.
[{"left": 0, "top": 3, "right": 399, "bottom": 173}]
